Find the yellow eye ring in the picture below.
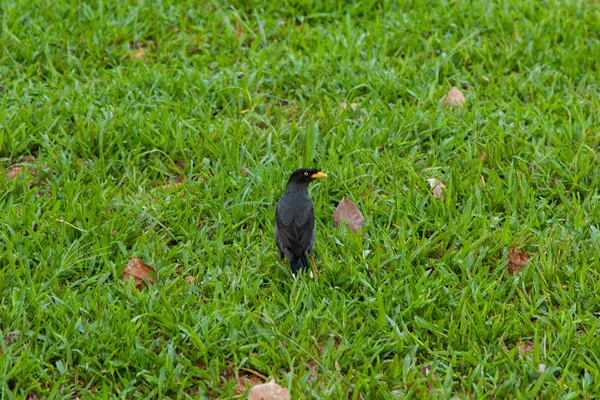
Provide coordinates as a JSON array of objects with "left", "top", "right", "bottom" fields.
[{"left": 304, "top": 172, "right": 309, "bottom": 176}]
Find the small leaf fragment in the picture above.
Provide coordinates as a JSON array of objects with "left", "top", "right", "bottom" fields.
[
  {"left": 538, "top": 363, "right": 546, "bottom": 372},
  {"left": 5, "top": 166, "right": 22, "bottom": 179},
  {"left": 518, "top": 340, "right": 534, "bottom": 354},
  {"left": 426, "top": 178, "right": 447, "bottom": 199},
  {"left": 184, "top": 275, "right": 195, "bottom": 284},
  {"left": 340, "top": 102, "right": 357, "bottom": 111},
  {"left": 333, "top": 197, "right": 364, "bottom": 233},
  {"left": 507, "top": 246, "right": 529, "bottom": 275},
  {"left": 122, "top": 257, "right": 156, "bottom": 289},
  {"left": 248, "top": 380, "right": 290, "bottom": 400},
  {"left": 444, "top": 87, "right": 466, "bottom": 107}
]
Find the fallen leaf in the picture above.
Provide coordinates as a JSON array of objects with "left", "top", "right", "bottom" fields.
[
  {"left": 122, "top": 257, "right": 156, "bottom": 289},
  {"left": 480, "top": 175, "right": 486, "bottom": 187},
  {"left": 538, "top": 363, "right": 546, "bottom": 372},
  {"left": 4, "top": 156, "right": 38, "bottom": 179},
  {"left": 184, "top": 275, "right": 195, "bottom": 284},
  {"left": 508, "top": 246, "right": 529, "bottom": 275},
  {"left": 480, "top": 151, "right": 487, "bottom": 161},
  {"left": 248, "top": 380, "right": 290, "bottom": 400},
  {"left": 518, "top": 340, "right": 534, "bottom": 354},
  {"left": 25, "top": 393, "right": 41, "bottom": 400},
  {"left": 339, "top": 102, "right": 358, "bottom": 111},
  {"left": 133, "top": 50, "right": 146, "bottom": 58},
  {"left": 426, "top": 178, "right": 447, "bottom": 199},
  {"left": 444, "top": 87, "right": 466, "bottom": 107},
  {"left": 333, "top": 197, "right": 364, "bottom": 233},
  {"left": 5, "top": 166, "right": 22, "bottom": 179},
  {"left": 162, "top": 175, "right": 183, "bottom": 189},
  {"left": 234, "top": 372, "right": 263, "bottom": 396}
]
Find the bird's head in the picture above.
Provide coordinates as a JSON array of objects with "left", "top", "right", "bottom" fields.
[{"left": 287, "top": 168, "right": 327, "bottom": 186}]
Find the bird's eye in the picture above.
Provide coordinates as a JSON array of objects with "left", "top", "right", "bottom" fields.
[{"left": 304, "top": 172, "right": 309, "bottom": 176}]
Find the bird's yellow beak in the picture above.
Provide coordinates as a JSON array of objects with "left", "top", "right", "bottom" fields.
[{"left": 311, "top": 172, "right": 327, "bottom": 179}]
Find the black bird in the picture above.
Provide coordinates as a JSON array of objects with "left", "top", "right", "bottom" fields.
[{"left": 275, "top": 168, "right": 327, "bottom": 277}]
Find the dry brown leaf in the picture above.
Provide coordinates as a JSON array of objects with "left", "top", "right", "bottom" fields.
[
  {"left": 122, "top": 257, "right": 156, "bottom": 289},
  {"left": 333, "top": 197, "right": 364, "bottom": 233},
  {"left": 248, "top": 380, "right": 290, "bottom": 400},
  {"left": 5, "top": 166, "right": 22, "bottom": 179},
  {"left": 426, "top": 178, "right": 447, "bottom": 199},
  {"left": 444, "top": 87, "right": 466, "bottom": 107},
  {"left": 480, "top": 175, "right": 486, "bottom": 188},
  {"left": 133, "top": 50, "right": 146, "bottom": 58},
  {"left": 508, "top": 246, "right": 529, "bottom": 275},
  {"left": 184, "top": 275, "right": 195, "bottom": 284},
  {"left": 480, "top": 151, "right": 488, "bottom": 162},
  {"left": 340, "top": 102, "right": 357, "bottom": 111},
  {"left": 234, "top": 373, "right": 263, "bottom": 396},
  {"left": 518, "top": 340, "right": 534, "bottom": 354},
  {"left": 5, "top": 156, "right": 38, "bottom": 179},
  {"left": 162, "top": 175, "right": 183, "bottom": 189}
]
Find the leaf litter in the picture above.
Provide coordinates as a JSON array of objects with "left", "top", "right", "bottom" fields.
[
  {"left": 426, "top": 178, "right": 447, "bottom": 199},
  {"left": 122, "top": 257, "right": 156, "bottom": 289},
  {"left": 333, "top": 197, "right": 364, "bottom": 233},
  {"left": 508, "top": 246, "right": 529, "bottom": 275},
  {"left": 247, "top": 380, "right": 290, "bottom": 400},
  {"left": 443, "top": 86, "right": 466, "bottom": 107}
]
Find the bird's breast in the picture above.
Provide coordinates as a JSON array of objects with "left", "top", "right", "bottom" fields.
[{"left": 277, "top": 193, "right": 313, "bottom": 226}]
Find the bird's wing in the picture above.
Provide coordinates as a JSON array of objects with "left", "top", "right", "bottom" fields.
[
  {"left": 275, "top": 202, "right": 315, "bottom": 257},
  {"left": 294, "top": 205, "right": 315, "bottom": 256}
]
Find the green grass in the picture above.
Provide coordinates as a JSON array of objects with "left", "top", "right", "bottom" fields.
[{"left": 1, "top": 0, "right": 600, "bottom": 398}]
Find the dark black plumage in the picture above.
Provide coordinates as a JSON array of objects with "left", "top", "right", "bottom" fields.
[{"left": 275, "top": 168, "right": 327, "bottom": 277}]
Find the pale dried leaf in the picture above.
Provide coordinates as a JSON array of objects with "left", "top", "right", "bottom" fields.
[
  {"left": 508, "top": 246, "right": 529, "bottom": 275},
  {"left": 122, "top": 257, "right": 156, "bottom": 289},
  {"left": 426, "top": 178, "right": 447, "bottom": 199},
  {"left": 5, "top": 166, "right": 22, "bottom": 179},
  {"left": 444, "top": 87, "right": 466, "bottom": 107},
  {"left": 480, "top": 151, "right": 487, "bottom": 161},
  {"left": 538, "top": 363, "right": 546, "bottom": 372},
  {"left": 184, "top": 275, "right": 195, "bottom": 284},
  {"left": 133, "top": 50, "right": 146, "bottom": 58},
  {"left": 339, "top": 102, "right": 357, "bottom": 111},
  {"left": 247, "top": 380, "right": 290, "bottom": 400},
  {"left": 480, "top": 175, "right": 486, "bottom": 187},
  {"left": 333, "top": 197, "right": 364, "bottom": 233}
]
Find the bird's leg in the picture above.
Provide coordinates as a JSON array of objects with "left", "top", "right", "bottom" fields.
[{"left": 310, "top": 256, "right": 319, "bottom": 278}]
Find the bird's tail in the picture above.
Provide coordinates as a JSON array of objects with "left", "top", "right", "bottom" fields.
[{"left": 290, "top": 253, "right": 310, "bottom": 277}]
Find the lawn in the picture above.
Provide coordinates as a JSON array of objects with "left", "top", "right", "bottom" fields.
[{"left": 1, "top": 0, "right": 600, "bottom": 398}]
